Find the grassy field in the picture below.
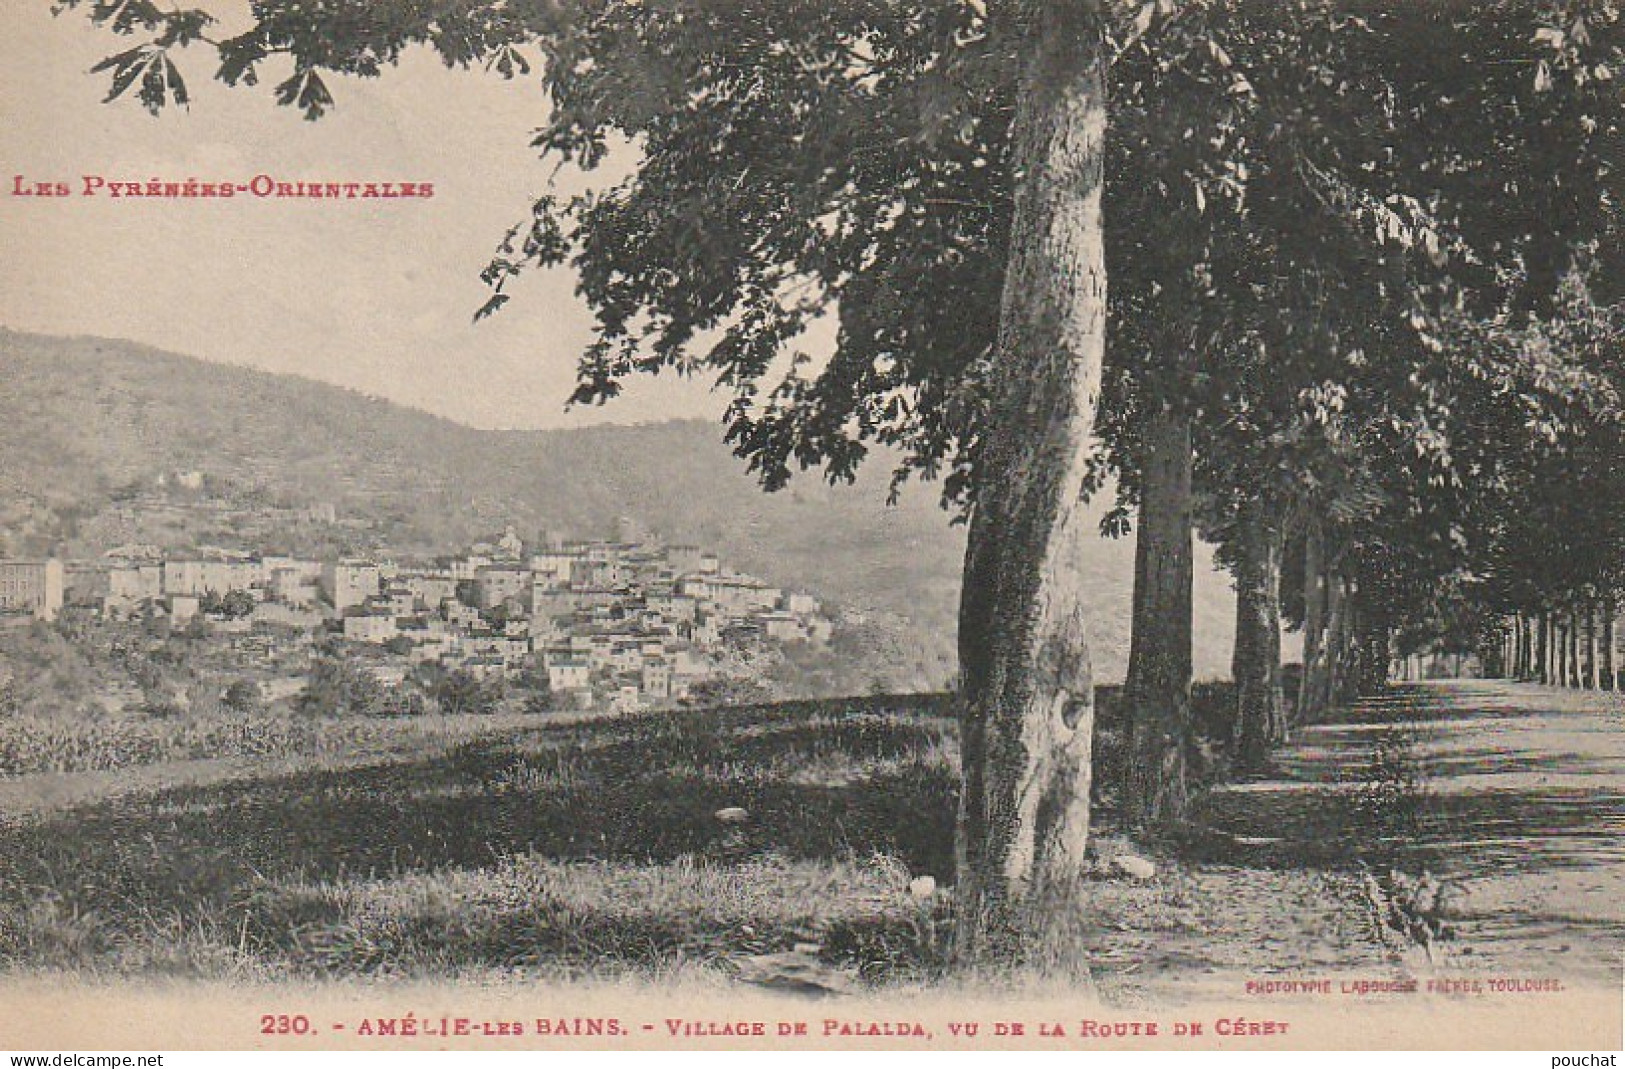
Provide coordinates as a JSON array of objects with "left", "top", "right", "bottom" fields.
[
  {"left": 0, "top": 706, "right": 519, "bottom": 777},
  {"left": 0, "top": 693, "right": 1393, "bottom": 1002}
]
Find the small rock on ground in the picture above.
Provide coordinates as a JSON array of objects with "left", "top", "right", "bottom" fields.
[{"left": 1110, "top": 854, "right": 1157, "bottom": 880}]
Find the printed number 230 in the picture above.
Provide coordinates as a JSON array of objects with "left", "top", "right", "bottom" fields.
[{"left": 261, "top": 1014, "right": 312, "bottom": 1035}]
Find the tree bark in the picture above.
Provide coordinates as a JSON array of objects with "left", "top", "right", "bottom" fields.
[
  {"left": 1541, "top": 612, "right": 1553, "bottom": 684},
  {"left": 1122, "top": 405, "right": 1195, "bottom": 829},
  {"left": 1232, "top": 506, "right": 1285, "bottom": 773},
  {"left": 1320, "top": 564, "right": 1349, "bottom": 706},
  {"left": 1351, "top": 615, "right": 1391, "bottom": 695},
  {"left": 1533, "top": 613, "right": 1544, "bottom": 680},
  {"left": 954, "top": 0, "right": 1106, "bottom": 977},
  {"left": 1604, "top": 596, "right": 1617, "bottom": 690},
  {"left": 1565, "top": 613, "right": 1574, "bottom": 687},
  {"left": 1514, "top": 607, "right": 1527, "bottom": 675},
  {"left": 1535, "top": 613, "right": 1546, "bottom": 680},
  {"left": 1298, "top": 519, "right": 1328, "bottom": 721},
  {"left": 1560, "top": 610, "right": 1573, "bottom": 685},
  {"left": 1586, "top": 601, "right": 1600, "bottom": 690}
]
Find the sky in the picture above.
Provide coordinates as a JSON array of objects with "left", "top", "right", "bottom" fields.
[{"left": 0, "top": 3, "right": 726, "bottom": 429}]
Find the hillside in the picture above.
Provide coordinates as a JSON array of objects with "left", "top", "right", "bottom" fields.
[{"left": 0, "top": 328, "right": 1236, "bottom": 683}]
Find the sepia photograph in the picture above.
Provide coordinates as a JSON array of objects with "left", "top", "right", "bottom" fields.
[{"left": 0, "top": 0, "right": 1621, "bottom": 1055}]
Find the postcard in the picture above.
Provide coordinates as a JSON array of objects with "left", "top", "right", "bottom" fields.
[{"left": 1, "top": 0, "right": 1620, "bottom": 1054}]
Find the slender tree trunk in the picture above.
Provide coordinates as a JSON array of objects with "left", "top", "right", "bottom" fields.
[
  {"left": 1534, "top": 614, "right": 1543, "bottom": 682},
  {"left": 1123, "top": 406, "right": 1194, "bottom": 829},
  {"left": 1560, "top": 610, "right": 1573, "bottom": 685},
  {"left": 1587, "top": 602, "right": 1600, "bottom": 690},
  {"left": 1556, "top": 617, "right": 1567, "bottom": 686},
  {"left": 1531, "top": 614, "right": 1539, "bottom": 682},
  {"left": 954, "top": 0, "right": 1106, "bottom": 977},
  {"left": 1299, "top": 519, "right": 1327, "bottom": 721},
  {"left": 1532, "top": 613, "right": 1544, "bottom": 680},
  {"left": 1541, "top": 612, "right": 1554, "bottom": 684},
  {"left": 1575, "top": 611, "right": 1585, "bottom": 686},
  {"left": 1232, "top": 507, "right": 1285, "bottom": 772},
  {"left": 1319, "top": 565, "right": 1348, "bottom": 707},
  {"left": 1516, "top": 614, "right": 1526, "bottom": 678},
  {"left": 1333, "top": 585, "right": 1355, "bottom": 700},
  {"left": 1555, "top": 616, "right": 1565, "bottom": 685},
  {"left": 1359, "top": 620, "right": 1391, "bottom": 693},
  {"left": 1604, "top": 596, "right": 1617, "bottom": 691},
  {"left": 1339, "top": 582, "right": 1389, "bottom": 698},
  {"left": 1538, "top": 615, "right": 1548, "bottom": 680}
]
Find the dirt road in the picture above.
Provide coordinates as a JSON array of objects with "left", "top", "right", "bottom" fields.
[{"left": 1200, "top": 679, "right": 1625, "bottom": 992}]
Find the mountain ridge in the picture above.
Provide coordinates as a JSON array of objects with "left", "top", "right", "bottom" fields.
[{"left": 0, "top": 328, "right": 1237, "bottom": 683}]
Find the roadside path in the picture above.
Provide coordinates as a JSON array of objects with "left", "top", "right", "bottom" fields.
[{"left": 1200, "top": 679, "right": 1625, "bottom": 991}]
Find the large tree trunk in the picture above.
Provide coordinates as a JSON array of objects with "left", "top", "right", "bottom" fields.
[
  {"left": 954, "top": 0, "right": 1106, "bottom": 977},
  {"left": 1122, "top": 406, "right": 1195, "bottom": 829},
  {"left": 1232, "top": 507, "right": 1285, "bottom": 772}
]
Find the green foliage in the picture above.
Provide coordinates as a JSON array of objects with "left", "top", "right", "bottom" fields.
[
  {"left": 53, "top": 0, "right": 1625, "bottom": 686},
  {"left": 200, "top": 589, "right": 255, "bottom": 619},
  {"left": 221, "top": 678, "right": 263, "bottom": 715},
  {"left": 431, "top": 668, "right": 503, "bottom": 717},
  {"left": 298, "top": 655, "right": 382, "bottom": 718},
  {"left": 682, "top": 674, "right": 775, "bottom": 710},
  {"left": 377, "top": 688, "right": 428, "bottom": 718}
]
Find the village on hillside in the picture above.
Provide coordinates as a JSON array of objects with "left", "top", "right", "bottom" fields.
[{"left": 0, "top": 511, "right": 834, "bottom": 715}]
